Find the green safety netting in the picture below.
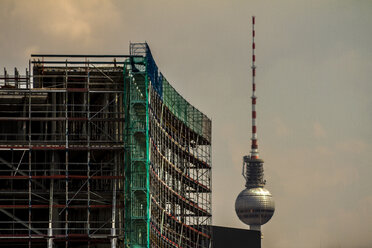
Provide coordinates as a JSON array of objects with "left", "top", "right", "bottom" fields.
[{"left": 162, "top": 78, "right": 210, "bottom": 141}]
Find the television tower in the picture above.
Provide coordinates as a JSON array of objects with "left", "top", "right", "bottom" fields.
[{"left": 235, "top": 16, "right": 275, "bottom": 232}]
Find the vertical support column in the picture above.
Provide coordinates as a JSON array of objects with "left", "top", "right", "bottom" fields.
[
  {"left": 86, "top": 63, "right": 91, "bottom": 247},
  {"left": 23, "top": 68, "right": 28, "bottom": 140},
  {"left": 123, "top": 63, "right": 130, "bottom": 247},
  {"left": 111, "top": 68, "right": 118, "bottom": 248},
  {"left": 48, "top": 61, "right": 58, "bottom": 248},
  {"left": 48, "top": 153, "right": 54, "bottom": 248},
  {"left": 15, "top": 68, "right": 19, "bottom": 88},
  {"left": 145, "top": 66, "right": 150, "bottom": 248},
  {"left": 111, "top": 153, "right": 117, "bottom": 248},
  {"left": 64, "top": 61, "right": 69, "bottom": 248},
  {"left": 122, "top": 62, "right": 127, "bottom": 247},
  {"left": 4, "top": 68, "right": 8, "bottom": 86},
  {"left": 27, "top": 60, "right": 32, "bottom": 248}
]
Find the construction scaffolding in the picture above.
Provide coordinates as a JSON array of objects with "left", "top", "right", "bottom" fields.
[
  {"left": 0, "top": 43, "right": 212, "bottom": 248},
  {"left": 128, "top": 44, "right": 212, "bottom": 248}
]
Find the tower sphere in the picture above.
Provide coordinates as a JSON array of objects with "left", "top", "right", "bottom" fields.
[{"left": 235, "top": 187, "right": 275, "bottom": 229}]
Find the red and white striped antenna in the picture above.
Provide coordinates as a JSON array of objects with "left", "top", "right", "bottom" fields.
[{"left": 250, "top": 16, "right": 259, "bottom": 159}]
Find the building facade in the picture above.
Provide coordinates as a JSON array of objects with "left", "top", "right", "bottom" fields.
[
  {"left": 212, "top": 226, "right": 260, "bottom": 248},
  {"left": 0, "top": 43, "right": 212, "bottom": 247}
]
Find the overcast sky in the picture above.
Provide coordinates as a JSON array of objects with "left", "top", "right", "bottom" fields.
[{"left": 1, "top": 0, "right": 372, "bottom": 247}]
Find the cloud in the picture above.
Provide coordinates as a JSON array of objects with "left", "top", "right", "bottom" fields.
[
  {"left": 314, "top": 195, "right": 372, "bottom": 247},
  {"left": 24, "top": 45, "right": 40, "bottom": 58},
  {"left": 335, "top": 139, "right": 369, "bottom": 155},
  {"left": 1, "top": 0, "right": 121, "bottom": 52},
  {"left": 273, "top": 117, "right": 290, "bottom": 137},
  {"left": 313, "top": 121, "right": 326, "bottom": 138}
]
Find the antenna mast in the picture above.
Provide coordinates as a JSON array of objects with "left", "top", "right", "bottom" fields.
[{"left": 250, "top": 16, "right": 259, "bottom": 159}]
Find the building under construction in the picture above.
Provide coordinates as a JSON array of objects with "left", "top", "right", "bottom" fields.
[{"left": 0, "top": 43, "right": 212, "bottom": 248}]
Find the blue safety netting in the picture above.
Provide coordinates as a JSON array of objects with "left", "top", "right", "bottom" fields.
[{"left": 145, "top": 44, "right": 163, "bottom": 99}]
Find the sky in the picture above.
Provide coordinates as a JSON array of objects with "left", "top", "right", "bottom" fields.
[{"left": 1, "top": 0, "right": 372, "bottom": 247}]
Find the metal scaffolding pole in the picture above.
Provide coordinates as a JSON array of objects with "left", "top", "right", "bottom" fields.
[
  {"left": 111, "top": 154, "right": 117, "bottom": 248},
  {"left": 87, "top": 62, "right": 91, "bottom": 248}
]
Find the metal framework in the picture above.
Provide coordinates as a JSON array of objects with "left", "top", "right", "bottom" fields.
[{"left": 0, "top": 43, "right": 212, "bottom": 248}]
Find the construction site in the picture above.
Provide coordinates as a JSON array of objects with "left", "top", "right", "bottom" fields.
[{"left": 0, "top": 43, "right": 212, "bottom": 248}]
